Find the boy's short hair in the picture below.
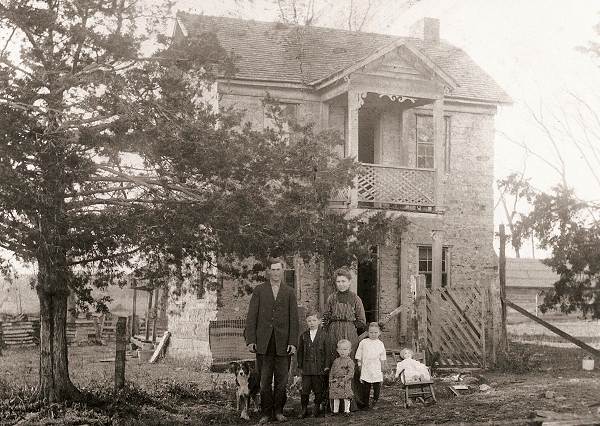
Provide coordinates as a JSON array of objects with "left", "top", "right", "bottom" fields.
[
  {"left": 337, "top": 339, "right": 351, "bottom": 349},
  {"left": 368, "top": 322, "right": 381, "bottom": 330},
  {"left": 334, "top": 267, "right": 352, "bottom": 281},
  {"left": 305, "top": 310, "right": 320, "bottom": 319}
]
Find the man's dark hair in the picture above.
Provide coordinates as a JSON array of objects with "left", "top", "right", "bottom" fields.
[{"left": 267, "top": 256, "right": 284, "bottom": 268}]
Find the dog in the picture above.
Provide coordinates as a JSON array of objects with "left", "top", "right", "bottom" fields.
[{"left": 229, "top": 361, "right": 260, "bottom": 420}]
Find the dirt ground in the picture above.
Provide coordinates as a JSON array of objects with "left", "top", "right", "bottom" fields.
[{"left": 1, "top": 342, "right": 599, "bottom": 425}]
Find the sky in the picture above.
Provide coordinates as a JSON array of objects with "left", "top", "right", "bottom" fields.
[{"left": 175, "top": 0, "right": 600, "bottom": 258}]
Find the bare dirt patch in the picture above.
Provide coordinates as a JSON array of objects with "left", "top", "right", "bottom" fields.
[{"left": 1, "top": 342, "right": 599, "bottom": 425}]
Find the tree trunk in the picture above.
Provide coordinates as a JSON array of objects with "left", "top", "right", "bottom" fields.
[
  {"left": 36, "top": 252, "right": 81, "bottom": 402},
  {"left": 34, "top": 133, "right": 82, "bottom": 402}
]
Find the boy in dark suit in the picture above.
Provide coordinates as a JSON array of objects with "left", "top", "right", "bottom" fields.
[
  {"left": 245, "top": 257, "right": 299, "bottom": 423},
  {"left": 297, "top": 311, "right": 328, "bottom": 418}
]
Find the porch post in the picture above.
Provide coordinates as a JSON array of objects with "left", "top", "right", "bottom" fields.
[
  {"left": 347, "top": 90, "right": 360, "bottom": 207},
  {"left": 320, "top": 101, "right": 330, "bottom": 132},
  {"left": 431, "top": 229, "right": 444, "bottom": 289},
  {"left": 433, "top": 98, "right": 445, "bottom": 212},
  {"left": 431, "top": 229, "right": 444, "bottom": 354}
]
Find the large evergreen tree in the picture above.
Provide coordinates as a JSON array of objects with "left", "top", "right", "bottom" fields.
[{"left": 0, "top": 0, "right": 405, "bottom": 402}]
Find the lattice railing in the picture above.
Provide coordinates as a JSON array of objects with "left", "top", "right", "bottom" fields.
[{"left": 356, "top": 163, "right": 435, "bottom": 207}]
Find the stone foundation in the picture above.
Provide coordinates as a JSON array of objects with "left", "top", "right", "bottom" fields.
[{"left": 166, "top": 290, "right": 217, "bottom": 365}]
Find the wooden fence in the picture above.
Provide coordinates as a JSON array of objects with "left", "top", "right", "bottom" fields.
[
  {"left": 1, "top": 315, "right": 122, "bottom": 347},
  {"left": 1, "top": 320, "right": 40, "bottom": 346},
  {"left": 416, "top": 281, "right": 487, "bottom": 368}
]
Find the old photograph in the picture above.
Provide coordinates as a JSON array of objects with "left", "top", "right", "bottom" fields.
[{"left": 0, "top": 0, "right": 598, "bottom": 424}]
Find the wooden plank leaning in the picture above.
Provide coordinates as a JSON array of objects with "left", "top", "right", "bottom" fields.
[
  {"left": 504, "top": 298, "right": 600, "bottom": 358},
  {"left": 150, "top": 331, "right": 171, "bottom": 364}
]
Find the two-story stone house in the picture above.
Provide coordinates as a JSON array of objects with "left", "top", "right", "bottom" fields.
[{"left": 166, "top": 13, "right": 510, "bottom": 366}]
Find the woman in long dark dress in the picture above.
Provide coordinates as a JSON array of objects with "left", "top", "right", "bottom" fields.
[{"left": 323, "top": 267, "right": 367, "bottom": 410}]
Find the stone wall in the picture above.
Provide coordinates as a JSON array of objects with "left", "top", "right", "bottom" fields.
[{"left": 167, "top": 288, "right": 217, "bottom": 365}]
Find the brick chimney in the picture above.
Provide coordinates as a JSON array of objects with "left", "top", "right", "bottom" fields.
[{"left": 409, "top": 17, "right": 440, "bottom": 43}]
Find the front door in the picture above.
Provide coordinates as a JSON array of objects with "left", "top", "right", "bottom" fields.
[{"left": 357, "top": 247, "right": 378, "bottom": 324}]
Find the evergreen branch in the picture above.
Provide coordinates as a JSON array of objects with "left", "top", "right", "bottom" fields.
[
  {"left": 0, "top": 4, "right": 46, "bottom": 65},
  {"left": 0, "top": 57, "right": 36, "bottom": 79},
  {"left": 95, "top": 165, "right": 206, "bottom": 202},
  {"left": 64, "top": 184, "right": 138, "bottom": 198},
  {"left": 65, "top": 198, "right": 140, "bottom": 210},
  {"left": 0, "top": 26, "right": 16, "bottom": 56},
  {"left": 68, "top": 247, "right": 140, "bottom": 266},
  {"left": 0, "top": 98, "right": 65, "bottom": 115}
]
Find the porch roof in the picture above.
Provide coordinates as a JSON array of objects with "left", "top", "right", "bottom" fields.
[{"left": 177, "top": 13, "right": 512, "bottom": 104}]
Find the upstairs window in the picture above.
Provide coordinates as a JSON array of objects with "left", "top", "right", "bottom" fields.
[
  {"left": 418, "top": 245, "right": 449, "bottom": 288},
  {"left": 415, "top": 114, "right": 451, "bottom": 171}
]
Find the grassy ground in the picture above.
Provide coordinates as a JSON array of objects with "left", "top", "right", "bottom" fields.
[{"left": 1, "top": 342, "right": 599, "bottom": 425}]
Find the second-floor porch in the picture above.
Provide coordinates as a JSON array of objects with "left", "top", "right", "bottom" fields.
[{"left": 323, "top": 80, "right": 450, "bottom": 213}]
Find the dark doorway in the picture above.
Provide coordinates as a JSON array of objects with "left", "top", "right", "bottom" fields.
[
  {"left": 358, "top": 108, "right": 377, "bottom": 163},
  {"left": 357, "top": 247, "right": 378, "bottom": 324}
]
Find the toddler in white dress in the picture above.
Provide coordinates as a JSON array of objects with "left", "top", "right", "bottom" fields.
[{"left": 355, "top": 322, "right": 386, "bottom": 409}]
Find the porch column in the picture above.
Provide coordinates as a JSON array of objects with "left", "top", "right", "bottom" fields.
[
  {"left": 347, "top": 90, "right": 360, "bottom": 207},
  {"left": 431, "top": 229, "right": 444, "bottom": 354},
  {"left": 431, "top": 229, "right": 444, "bottom": 289},
  {"left": 320, "top": 101, "right": 330, "bottom": 132},
  {"left": 433, "top": 99, "right": 445, "bottom": 212}
]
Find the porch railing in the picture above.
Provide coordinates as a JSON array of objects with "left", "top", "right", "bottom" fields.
[
  {"left": 329, "top": 163, "right": 436, "bottom": 210},
  {"left": 356, "top": 163, "right": 435, "bottom": 209}
]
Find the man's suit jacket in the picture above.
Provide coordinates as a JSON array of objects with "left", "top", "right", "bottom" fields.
[{"left": 245, "top": 282, "right": 299, "bottom": 356}]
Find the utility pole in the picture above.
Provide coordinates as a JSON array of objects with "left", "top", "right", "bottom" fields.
[{"left": 499, "top": 224, "right": 508, "bottom": 352}]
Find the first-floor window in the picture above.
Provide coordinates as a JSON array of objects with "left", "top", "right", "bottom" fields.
[{"left": 418, "top": 245, "right": 449, "bottom": 287}]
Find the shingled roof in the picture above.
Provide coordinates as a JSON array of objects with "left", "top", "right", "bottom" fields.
[{"left": 177, "top": 13, "right": 511, "bottom": 104}]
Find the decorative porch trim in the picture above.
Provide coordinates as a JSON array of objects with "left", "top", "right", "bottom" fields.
[
  {"left": 353, "top": 92, "right": 418, "bottom": 109},
  {"left": 378, "top": 93, "right": 417, "bottom": 104}
]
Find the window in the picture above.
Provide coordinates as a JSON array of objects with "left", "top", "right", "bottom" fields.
[
  {"left": 415, "top": 114, "right": 451, "bottom": 171},
  {"left": 418, "top": 246, "right": 449, "bottom": 287},
  {"left": 263, "top": 102, "right": 298, "bottom": 131}
]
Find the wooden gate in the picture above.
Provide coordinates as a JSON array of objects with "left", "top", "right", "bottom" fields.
[{"left": 415, "top": 281, "right": 487, "bottom": 368}]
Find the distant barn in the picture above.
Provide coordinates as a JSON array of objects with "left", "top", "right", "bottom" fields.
[{"left": 505, "top": 258, "right": 573, "bottom": 323}]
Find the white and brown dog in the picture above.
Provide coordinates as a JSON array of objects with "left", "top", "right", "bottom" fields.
[{"left": 229, "top": 361, "right": 260, "bottom": 421}]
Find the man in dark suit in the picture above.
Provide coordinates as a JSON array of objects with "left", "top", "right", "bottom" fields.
[{"left": 246, "top": 257, "right": 299, "bottom": 423}]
